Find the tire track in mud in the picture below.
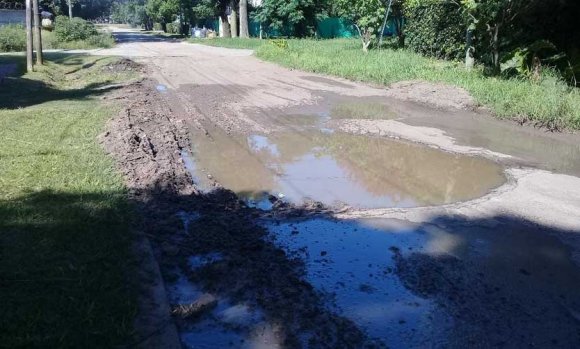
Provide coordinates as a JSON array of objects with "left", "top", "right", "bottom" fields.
[{"left": 102, "top": 71, "right": 387, "bottom": 348}]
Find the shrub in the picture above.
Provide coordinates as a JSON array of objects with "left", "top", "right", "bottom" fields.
[
  {"left": 404, "top": 2, "right": 467, "bottom": 61},
  {"left": 0, "top": 24, "right": 26, "bottom": 52},
  {"left": 165, "top": 22, "right": 181, "bottom": 34},
  {"left": 54, "top": 16, "right": 98, "bottom": 42}
]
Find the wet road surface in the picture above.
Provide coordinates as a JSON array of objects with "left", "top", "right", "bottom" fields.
[{"left": 96, "top": 28, "right": 580, "bottom": 348}]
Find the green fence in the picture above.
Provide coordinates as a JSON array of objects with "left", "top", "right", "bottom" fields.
[{"left": 194, "top": 17, "right": 401, "bottom": 39}]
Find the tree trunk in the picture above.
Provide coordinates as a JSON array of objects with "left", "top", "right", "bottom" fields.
[
  {"left": 67, "top": 0, "right": 73, "bottom": 19},
  {"left": 239, "top": 0, "right": 249, "bottom": 38},
  {"left": 491, "top": 24, "right": 500, "bottom": 74},
  {"left": 465, "top": 29, "right": 474, "bottom": 70},
  {"left": 230, "top": 3, "right": 238, "bottom": 38},
  {"left": 32, "top": 0, "right": 42, "bottom": 65},
  {"left": 395, "top": 18, "right": 404, "bottom": 47},
  {"left": 378, "top": 0, "right": 393, "bottom": 48},
  {"left": 220, "top": 15, "right": 231, "bottom": 38},
  {"left": 25, "top": 0, "right": 33, "bottom": 72}
]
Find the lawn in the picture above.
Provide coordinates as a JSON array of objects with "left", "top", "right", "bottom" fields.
[
  {"left": 190, "top": 38, "right": 580, "bottom": 130},
  {"left": 0, "top": 54, "right": 137, "bottom": 347}
]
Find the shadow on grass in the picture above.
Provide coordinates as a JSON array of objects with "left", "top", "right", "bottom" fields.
[
  {"left": 0, "top": 54, "right": 123, "bottom": 109},
  {"left": 0, "top": 189, "right": 136, "bottom": 347}
]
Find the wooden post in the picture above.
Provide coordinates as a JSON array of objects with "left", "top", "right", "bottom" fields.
[
  {"left": 25, "top": 0, "right": 33, "bottom": 72},
  {"left": 32, "top": 0, "right": 43, "bottom": 65}
]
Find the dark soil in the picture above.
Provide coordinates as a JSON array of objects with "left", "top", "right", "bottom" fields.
[{"left": 101, "top": 78, "right": 383, "bottom": 348}]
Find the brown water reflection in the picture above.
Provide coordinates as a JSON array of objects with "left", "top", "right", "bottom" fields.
[{"left": 190, "top": 126, "right": 505, "bottom": 208}]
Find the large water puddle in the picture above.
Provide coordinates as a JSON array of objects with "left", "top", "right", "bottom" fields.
[
  {"left": 188, "top": 126, "right": 505, "bottom": 208},
  {"left": 268, "top": 218, "right": 451, "bottom": 347}
]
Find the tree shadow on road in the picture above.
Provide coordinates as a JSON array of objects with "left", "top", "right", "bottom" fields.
[{"left": 2, "top": 175, "right": 580, "bottom": 348}]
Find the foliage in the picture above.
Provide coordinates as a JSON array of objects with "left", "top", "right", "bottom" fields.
[
  {"left": 111, "top": 0, "right": 148, "bottom": 28},
  {"left": 40, "top": 0, "right": 114, "bottom": 19},
  {"left": 501, "top": 40, "right": 566, "bottom": 78},
  {"left": 0, "top": 24, "right": 26, "bottom": 53},
  {"left": 145, "top": 0, "right": 180, "bottom": 24},
  {"left": 404, "top": 1, "right": 466, "bottom": 60},
  {"left": 165, "top": 22, "right": 181, "bottom": 34},
  {"left": 54, "top": 16, "right": 98, "bottom": 42},
  {"left": 253, "top": 0, "right": 323, "bottom": 37},
  {"left": 334, "top": 0, "right": 385, "bottom": 51},
  {"left": 0, "top": 23, "right": 113, "bottom": 52}
]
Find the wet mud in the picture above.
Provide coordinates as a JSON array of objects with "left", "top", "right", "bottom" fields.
[{"left": 97, "top": 36, "right": 580, "bottom": 348}]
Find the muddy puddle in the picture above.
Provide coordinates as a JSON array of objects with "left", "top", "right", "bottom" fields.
[
  {"left": 187, "top": 125, "right": 505, "bottom": 209},
  {"left": 267, "top": 216, "right": 580, "bottom": 347}
]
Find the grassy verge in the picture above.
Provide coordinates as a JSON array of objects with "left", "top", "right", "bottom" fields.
[
  {"left": 42, "top": 30, "right": 116, "bottom": 50},
  {"left": 0, "top": 54, "right": 137, "bottom": 347},
  {"left": 188, "top": 37, "right": 264, "bottom": 50},
  {"left": 190, "top": 38, "right": 580, "bottom": 130},
  {"left": 0, "top": 25, "right": 114, "bottom": 52}
]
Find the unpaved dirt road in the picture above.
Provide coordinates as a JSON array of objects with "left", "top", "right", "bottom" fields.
[{"left": 96, "top": 28, "right": 580, "bottom": 348}]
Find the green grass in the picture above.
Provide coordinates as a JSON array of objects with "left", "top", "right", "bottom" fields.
[
  {"left": 188, "top": 37, "right": 265, "bottom": 50},
  {"left": 190, "top": 38, "right": 580, "bottom": 130},
  {"left": 0, "top": 54, "right": 137, "bottom": 347},
  {"left": 0, "top": 25, "right": 115, "bottom": 52},
  {"left": 43, "top": 30, "right": 116, "bottom": 50}
]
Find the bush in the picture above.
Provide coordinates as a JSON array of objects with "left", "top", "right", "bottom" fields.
[
  {"left": 404, "top": 2, "right": 466, "bottom": 61},
  {"left": 54, "top": 16, "right": 98, "bottom": 42},
  {"left": 165, "top": 22, "right": 181, "bottom": 34},
  {"left": 153, "top": 22, "right": 163, "bottom": 31},
  {"left": 0, "top": 24, "right": 26, "bottom": 52}
]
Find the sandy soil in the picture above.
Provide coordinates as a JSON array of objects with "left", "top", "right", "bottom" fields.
[{"left": 95, "top": 28, "right": 580, "bottom": 348}]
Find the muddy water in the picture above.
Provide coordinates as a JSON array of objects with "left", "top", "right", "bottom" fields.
[
  {"left": 401, "top": 109, "right": 580, "bottom": 176},
  {"left": 188, "top": 124, "right": 505, "bottom": 209},
  {"left": 268, "top": 217, "right": 580, "bottom": 348},
  {"left": 268, "top": 218, "right": 450, "bottom": 347}
]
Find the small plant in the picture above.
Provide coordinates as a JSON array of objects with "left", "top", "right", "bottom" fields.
[{"left": 270, "top": 39, "right": 288, "bottom": 49}]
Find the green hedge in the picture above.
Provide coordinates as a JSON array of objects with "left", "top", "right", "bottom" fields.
[
  {"left": 404, "top": 3, "right": 466, "bottom": 61},
  {"left": 0, "top": 24, "right": 26, "bottom": 52},
  {"left": 54, "top": 16, "right": 98, "bottom": 42}
]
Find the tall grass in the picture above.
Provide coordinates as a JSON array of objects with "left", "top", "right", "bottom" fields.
[
  {"left": 190, "top": 38, "right": 580, "bottom": 130},
  {"left": 0, "top": 25, "right": 114, "bottom": 52}
]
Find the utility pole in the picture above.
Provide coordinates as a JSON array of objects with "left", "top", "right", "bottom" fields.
[
  {"left": 32, "top": 0, "right": 43, "bottom": 65},
  {"left": 25, "top": 0, "right": 33, "bottom": 72}
]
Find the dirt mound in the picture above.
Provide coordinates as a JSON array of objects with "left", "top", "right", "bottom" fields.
[
  {"left": 386, "top": 80, "right": 477, "bottom": 110},
  {"left": 103, "top": 58, "right": 143, "bottom": 73}
]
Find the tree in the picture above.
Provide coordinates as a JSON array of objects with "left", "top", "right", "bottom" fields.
[
  {"left": 146, "top": 0, "right": 179, "bottom": 31},
  {"left": 32, "top": 0, "right": 43, "bottom": 65},
  {"left": 253, "top": 0, "right": 321, "bottom": 38},
  {"left": 335, "top": 0, "right": 386, "bottom": 51},
  {"left": 460, "top": 0, "right": 537, "bottom": 73},
  {"left": 239, "top": 0, "right": 249, "bottom": 37}
]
